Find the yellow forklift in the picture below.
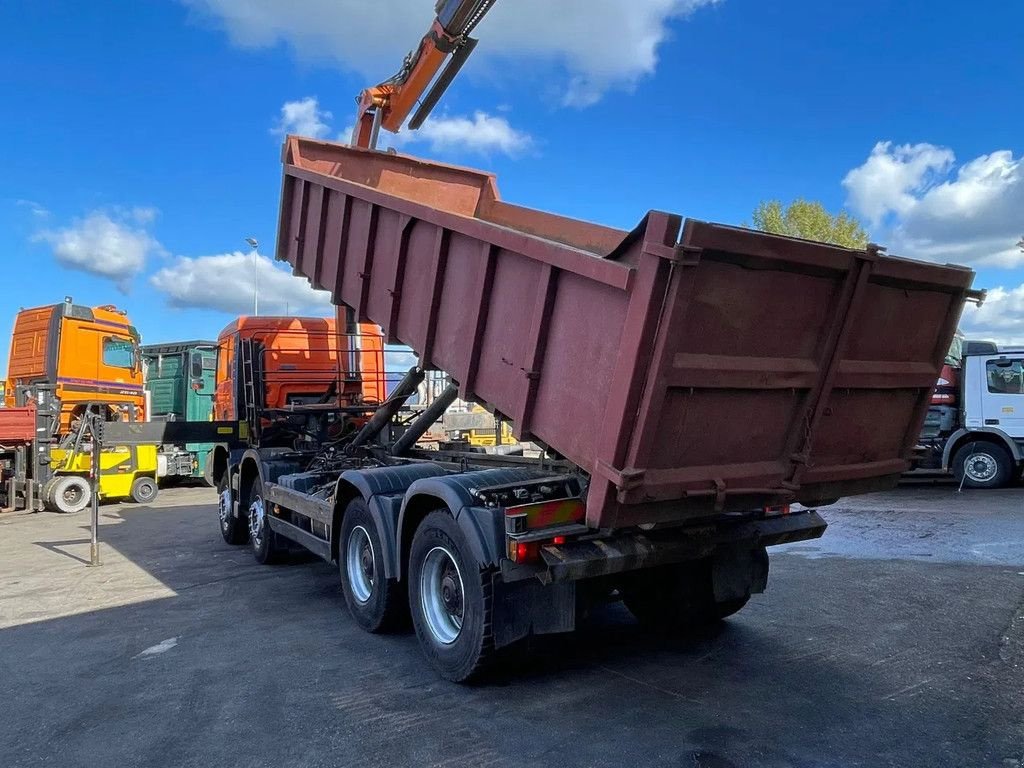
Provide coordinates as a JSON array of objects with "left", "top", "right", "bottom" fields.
[{"left": 0, "top": 390, "right": 158, "bottom": 513}]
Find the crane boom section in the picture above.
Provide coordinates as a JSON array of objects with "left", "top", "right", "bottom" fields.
[{"left": 352, "top": 0, "right": 498, "bottom": 148}]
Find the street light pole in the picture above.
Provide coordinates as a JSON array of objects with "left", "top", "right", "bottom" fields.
[{"left": 245, "top": 237, "right": 259, "bottom": 315}]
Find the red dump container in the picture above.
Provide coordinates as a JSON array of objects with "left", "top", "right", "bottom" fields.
[
  {"left": 276, "top": 136, "right": 976, "bottom": 528},
  {"left": 0, "top": 405, "right": 36, "bottom": 445}
]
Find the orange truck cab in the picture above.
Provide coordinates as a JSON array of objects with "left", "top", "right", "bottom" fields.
[
  {"left": 214, "top": 314, "right": 385, "bottom": 424},
  {"left": 4, "top": 299, "right": 144, "bottom": 432}
]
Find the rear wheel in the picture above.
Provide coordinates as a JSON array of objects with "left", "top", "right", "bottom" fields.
[
  {"left": 952, "top": 442, "right": 1013, "bottom": 489},
  {"left": 623, "top": 558, "right": 752, "bottom": 630},
  {"left": 338, "top": 498, "right": 406, "bottom": 632},
  {"left": 202, "top": 454, "right": 216, "bottom": 488},
  {"left": 408, "top": 511, "right": 494, "bottom": 682},
  {"left": 130, "top": 476, "right": 158, "bottom": 504},
  {"left": 218, "top": 476, "right": 248, "bottom": 545},
  {"left": 246, "top": 476, "right": 283, "bottom": 564}
]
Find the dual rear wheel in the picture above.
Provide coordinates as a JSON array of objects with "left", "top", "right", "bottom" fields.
[
  {"left": 238, "top": 488, "right": 750, "bottom": 680},
  {"left": 337, "top": 502, "right": 493, "bottom": 682}
]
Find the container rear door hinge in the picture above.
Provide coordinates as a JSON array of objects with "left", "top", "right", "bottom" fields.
[
  {"left": 643, "top": 242, "right": 701, "bottom": 265},
  {"left": 674, "top": 244, "right": 703, "bottom": 266}
]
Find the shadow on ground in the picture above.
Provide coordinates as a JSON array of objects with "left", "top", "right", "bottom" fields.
[{"left": 1, "top": 495, "right": 1022, "bottom": 768}]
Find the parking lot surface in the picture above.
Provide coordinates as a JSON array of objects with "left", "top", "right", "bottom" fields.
[{"left": 1, "top": 484, "right": 1022, "bottom": 768}]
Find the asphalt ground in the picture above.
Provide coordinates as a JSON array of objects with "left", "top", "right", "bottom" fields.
[{"left": 1, "top": 483, "right": 1022, "bottom": 768}]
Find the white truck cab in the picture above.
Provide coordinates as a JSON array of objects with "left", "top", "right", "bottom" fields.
[{"left": 942, "top": 354, "right": 1024, "bottom": 487}]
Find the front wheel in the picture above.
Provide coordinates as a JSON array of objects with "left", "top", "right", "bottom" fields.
[
  {"left": 408, "top": 511, "right": 495, "bottom": 683},
  {"left": 952, "top": 442, "right": 1014, "bottom": 489},
  {"left": 130, "top": 476, "right": 158, "bottom": 504},
  {"left": 338, "top": 498, "right": 406, "bottom": 632}
]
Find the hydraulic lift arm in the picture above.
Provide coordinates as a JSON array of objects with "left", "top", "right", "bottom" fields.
[{"left": 351, "top": 0, "right": 499, "bottom": 149}]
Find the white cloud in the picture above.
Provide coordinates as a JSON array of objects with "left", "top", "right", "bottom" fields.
[
  {"left": 340, "top": 110, "right": 532, "bottom": 156},
  {"left": 128, "top": 206, "right": 159, "bottom": 225},
  {"left": 183, "top": 0, "right": 719, "bottom": 105},
  {"left": 842, "top": 141, "right": 1024, "bottom": 267},
  {"left": 412, "top": 111, "right": 532, "bottom": 155},
  {"left": 34, "top": 209, "right": 163, "bottom": 291},
  {"left": 273, "top": 97, "right": 332, "bottom": 138},
  {"left": 960, "top": 284, "right": 1024, "bottom": 347},
  {"left": 150, "top": 251, "right": 332, "bottom": 315},
  {"left": 842, "top": 142, "right": 954, "bottom": 225},
  {"left": 16, "top": 199, "right": 50, "bottom": 218}
]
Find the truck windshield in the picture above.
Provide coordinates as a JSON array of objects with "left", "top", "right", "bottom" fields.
[
  {"left": 103, "top": 337, "right": 136, "bottom": 369},
  {"left": 987, "top": 359, "right": 1024, "bottom": 395}
]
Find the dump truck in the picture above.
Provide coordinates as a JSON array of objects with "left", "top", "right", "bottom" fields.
[
  {"left": 206, "top": 134, "right": 977, "bottom": 681},
  {"left": 142, "top": 341, "right": 218, "bottom": 482},
  {"left": 4, "top": 299, "right": 145, "bottom": 434}
]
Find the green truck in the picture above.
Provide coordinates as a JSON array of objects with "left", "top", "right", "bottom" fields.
[{"left": 142, "top": 341, "right": 218, "bottom": 483}]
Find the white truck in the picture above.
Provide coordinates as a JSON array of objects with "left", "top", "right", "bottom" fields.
[{"left": 918, "top": 350, "right": 1024, "bottom": 488}]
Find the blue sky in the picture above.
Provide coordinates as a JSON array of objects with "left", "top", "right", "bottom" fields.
[{"left": 2, "top": 0, "right": 1023, "bottom": 376}]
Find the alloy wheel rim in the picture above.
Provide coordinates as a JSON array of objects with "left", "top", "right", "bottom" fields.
[
  {"left": 249, "top": 496, "right": 265, "bottom": 547},
  {"left": 346, "top": 526, "right": 375, "bottom": 603},
  {"left": 420, "top": 546, "right": 465, "bottom": 645},
  {"left": 965, "top": 453, "right": 997, "bottom": 483},
  {"left": 218, "top": 488, "right": 232, "bottom": 530}
]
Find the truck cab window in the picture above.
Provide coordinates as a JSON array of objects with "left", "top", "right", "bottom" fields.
[
  {"left": 986, "top": 360, "right": 1024, "bottom": 395},
  {"left": 103, "top": 337, "right": 135, "bottom": 369}
]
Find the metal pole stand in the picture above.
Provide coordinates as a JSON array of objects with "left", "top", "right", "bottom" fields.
[{"left": 87, "top": 413, "right": 102, "bottom": 567}]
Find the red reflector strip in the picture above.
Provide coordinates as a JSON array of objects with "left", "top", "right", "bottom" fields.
[{"left": 505, "top": 499, "right": 584, "bottom": 529}]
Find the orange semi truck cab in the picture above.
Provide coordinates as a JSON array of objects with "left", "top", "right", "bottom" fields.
[
  {"left": 4, "top": 299, "right": 144, "bottom": 432},
  {"left": 213, "top": 313, "right": 386, "bottom": 426}
]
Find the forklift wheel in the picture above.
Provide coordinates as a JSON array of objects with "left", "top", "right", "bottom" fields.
[
  {"left": 47, "top": 476, "right": 91, "bottom": 514},
  {"left": 130, "top": 476, "right": 159, "bottom": 504}
]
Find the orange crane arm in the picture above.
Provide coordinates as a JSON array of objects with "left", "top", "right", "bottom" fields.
[{"left": 352, "top": 0, "right": 498, "bottom": 149}]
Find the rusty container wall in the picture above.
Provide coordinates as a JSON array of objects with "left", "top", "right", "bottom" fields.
[
  {"left": 277, "top": 136, "right": 976, "bottom": 529},
  {"left": 0, "top": 405, "right": 36, "bottom": 445}
]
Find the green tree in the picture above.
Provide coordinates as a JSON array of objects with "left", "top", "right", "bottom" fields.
[{"left": 751, "top": 199, "right": 869, "bottom": 248}]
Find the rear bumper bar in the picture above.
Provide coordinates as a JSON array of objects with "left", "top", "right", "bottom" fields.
[{"left": 510, "top": 510, "right": 827, "bottom": 584}]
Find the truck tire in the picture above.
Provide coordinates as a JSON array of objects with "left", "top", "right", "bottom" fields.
[
  {"left": 952, "top": 442, "right": 1014, "bottom": 489},
  {"left": 246, "top": 476, "right": 283, "bottom": 565},
  {"left": 130, "top": 476, "right": 158, "bottom": 504},
  {"left": 338, "top": 498, "right": 406, "bottom": 633},
  {"left": 203, "top": 454, "right": 216, "bottom": 488},
  {"left": 218, "top": 476, "right": 248, "bottom": 545},
  {"left": 408, "top": 511, "right": 495, "bottom": 682},
  {"left": 47, "top": 476, "right": 91, "bottom": 514},
  {"left": 623, "top": 558, "right": 750, "bottom": 630}
]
